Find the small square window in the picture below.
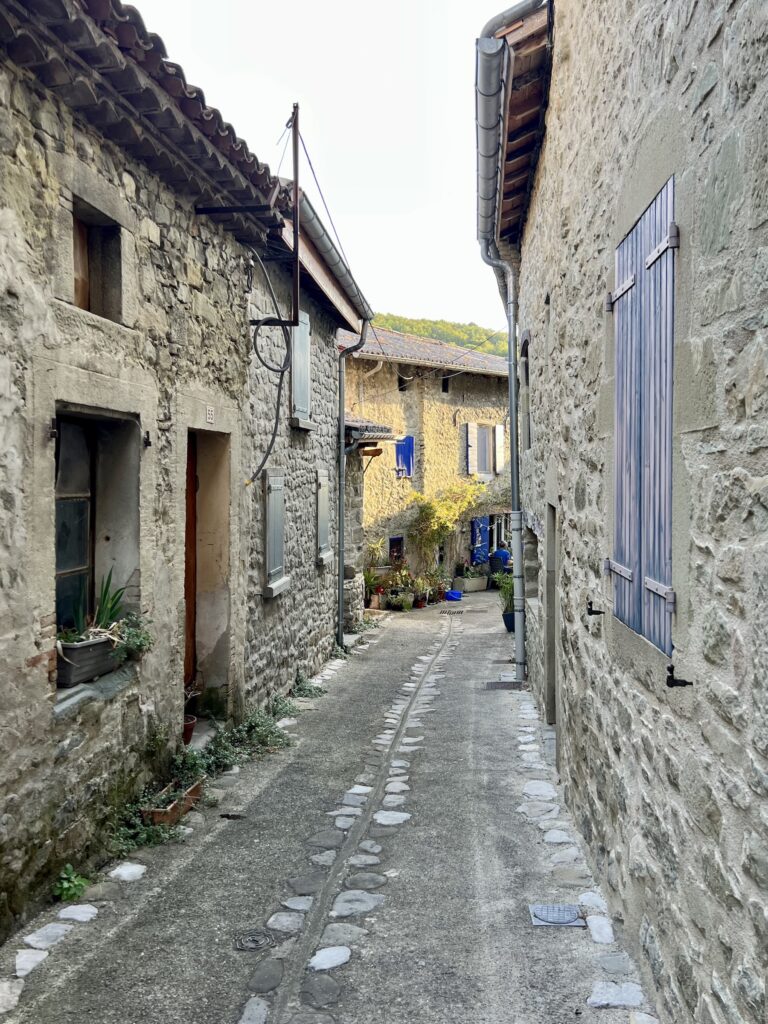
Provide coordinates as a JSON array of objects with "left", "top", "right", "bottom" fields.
[
  {"left": 389, "top": 536, "right": 404, "bottom": 562},
  {"left": 72, "top": 198, "right": 122, "bottom": 323}
]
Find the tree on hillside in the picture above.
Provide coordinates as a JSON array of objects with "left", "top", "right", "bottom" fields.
[{"left": 373, "top": 312, "right": 506, "bottom": 357}]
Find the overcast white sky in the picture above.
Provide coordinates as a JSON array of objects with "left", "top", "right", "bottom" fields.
[{"left": 135, "top": 0, "right": 506, "bottom": 331}]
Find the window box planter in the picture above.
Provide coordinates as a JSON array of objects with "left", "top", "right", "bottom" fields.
[
  {"left": 56, "top": 636, "right": 118, "bottom": 688},
  {"left": 140, "top": 779, "right": 204, "bottom": 827},
  {"left": 463, "top": 576, "right": 488, "bottom": 593}
]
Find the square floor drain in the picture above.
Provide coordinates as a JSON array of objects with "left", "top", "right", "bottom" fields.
[
  {"left": 485, "top": 680, "right": 527, "bottom": 690},
  {"left": 529, "top": 904, "right": 586, "bottom": 927}
]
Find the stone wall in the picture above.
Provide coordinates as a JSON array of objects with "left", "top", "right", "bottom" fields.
[
  {"left": 516, "top": 2, "right": 768, "bottom": 1022},
  {"left": 346, "top": 357, "right": 510, "bottom": 568},
  {"left": 0, "top": 55, "right": 342, "bottom": 938}
]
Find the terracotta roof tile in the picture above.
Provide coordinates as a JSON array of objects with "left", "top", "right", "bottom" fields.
[{"left": 339, "top": 327, "right": 508, "bottom": 378}]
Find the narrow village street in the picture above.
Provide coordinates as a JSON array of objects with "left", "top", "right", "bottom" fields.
[{"left": 2, "top": 597, "right": 654, "bottom": 1024}]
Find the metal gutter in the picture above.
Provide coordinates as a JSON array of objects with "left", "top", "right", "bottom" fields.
[
  {"left": 476, "top": 0, "right": 547, "bottom": 248},
  {"left": 338, "top": 321, "right": 371, "bottom": 647},
  {"left": 475, "top": 0, "right": 546, "bottom": 686}
]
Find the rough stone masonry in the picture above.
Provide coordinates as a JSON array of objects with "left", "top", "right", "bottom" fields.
[
  {"left": 0, "top": 8, "right": 354, "bottom": 941},
  {"left": 515, "top": 2, "right": 768, "bottom": 1023}
]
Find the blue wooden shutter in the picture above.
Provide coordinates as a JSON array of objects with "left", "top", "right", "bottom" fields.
[
  {"left": 291, "top": 311, "right": 311, "bottom": 422},
  {"left": 395, "top": 435, "right": 414, "bottom": 478},
  {"left": 609, "top": 178, "right": 675, "bottom": 654},
  {"left": 470, "top": 516, "right": 490, "bottom": 564},
  {"left": 611, "top": 210, "right": 642, "bottom": 634},
  {"left": 316, "top": 468, "right": 331, "bottom": 565},
  {"left": 264, "top": 468, "right": 288, "bottom": 596},
  {"left": 640, "top": 179, "right": 675, "bottom": 654}
]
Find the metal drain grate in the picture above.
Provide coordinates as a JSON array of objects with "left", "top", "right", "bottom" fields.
[
  {"left": 464, "top": 608, "right": 488, "bottom": 614},
  {"left": 234, "top": 929, "right": 274, "bottom": 951},
  {"left": 528, "top": 904, "right": 586, "bottom": 927},
  {"left": 486, "top": 679, "right": 527, "bottom": 690},
  {"left": 440, "top": 609, "right": 463, "bottom": 615}
]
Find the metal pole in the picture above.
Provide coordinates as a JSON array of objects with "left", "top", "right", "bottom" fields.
[
  {"left": 481, "top": 241, "right": 526, "bottom": 684},
  {"left": 337, "top": 321, "right": 370, "bottom": 647},
  {"left": 291, "top": 103, "right": 300, "bottom": 325}
]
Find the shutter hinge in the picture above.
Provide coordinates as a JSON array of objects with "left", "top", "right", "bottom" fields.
[
  {"left": 603, "top": 557, "right": 633, "bottom": 581},
  {"left": 645, "top": 222, "right": 680, "bottom": 269},
  {"left": 604, "top": 273, "right": 635, "bottom": 312},
  {"left": 644, "top": 576, "right": 676, "bottom": 609}
]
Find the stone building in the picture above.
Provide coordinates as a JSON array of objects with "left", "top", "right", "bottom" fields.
[
  {"left": 0, "top": 0, "right": 370, "bottom": 938},
  {"left": 476, "top": 2, "right": 767, "bottom": 1022},
  {"left": 340, "top": 326, "right": 512, "bottom": 573}
]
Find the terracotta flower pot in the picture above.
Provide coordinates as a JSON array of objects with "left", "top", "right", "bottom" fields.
[
  {"left": 141, "top": 779, "right": 203, "bottom": 827},
  {"left": 182, "top": 714, "right": 197, "bottom": 745}
]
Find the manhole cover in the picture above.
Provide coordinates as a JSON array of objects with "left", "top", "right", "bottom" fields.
[
  {"left": 529, "top": 904, "right": 586, "bottom": 927},
  {"left": 234, "top": 929, "right": 274, "bottom": 951}
]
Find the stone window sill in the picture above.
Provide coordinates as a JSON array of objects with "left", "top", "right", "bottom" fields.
[
  {"left": 264, "top": 574, "right": 291, "bottom": 598},
  {"left": 290, "top": 417, "right": 316, "bottom": 432},
  {"left": 317, "top": 549, "right": 333, "bottom": 568},
  {"left": 53, "top": 662, "right": 139, "bottom": 720}
]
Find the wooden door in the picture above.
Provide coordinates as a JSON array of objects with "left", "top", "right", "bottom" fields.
[{"left": 184, "top": 433, "right": 197, "bottom": 686}]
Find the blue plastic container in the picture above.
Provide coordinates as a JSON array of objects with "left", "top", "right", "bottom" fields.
[{"left": 445, "top": 590, "right": 463, "bottom": 601}]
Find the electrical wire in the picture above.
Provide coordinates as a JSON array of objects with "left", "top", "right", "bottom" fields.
[
  {"left": 299, "top": 131, "right": 350, "bottom": 268},
  {"left": 245, "top": 248, "right": 293, "bottom": 485}
]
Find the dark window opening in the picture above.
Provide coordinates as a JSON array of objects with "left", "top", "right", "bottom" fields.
[
  {"left": 389, "top": 536, "right": 404, "bottom": 563},
  {"left": 72, "top": 198, "right": 122, "bottom": 322},
  {"left": 55, "top": 411, "right": 140, "bottom": 647},
  {"left": 441, "top": 372, "right": 450, "bottom": 394}
]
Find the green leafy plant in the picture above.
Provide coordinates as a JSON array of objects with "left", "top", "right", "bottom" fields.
[
  {"left": 363, "top": 568, "right": 379, "bottom": 600},
  {"left": 93, "top": 568, "right": 126, "bottom": 629},
  {"left": 492, "top": 571, "right": 515, "bottom": 613},
  {"left": 388, "top": 593, "right": 414, "bottom": 611},
  {"left": 53, "top": 863, "right": 90, "bottom": 902},
  {"left": 365, "top": 538, "right": 386, "bottom": 567},
  {"left": 114, "top": 613, "right": 154, "bottom": 662},
  {"left": 269, "top": 694, "right": 299, "bottom": 720},
  {"left": 108, "top": 796, "right": 181, "bottom": 857},
  {"left": 407, "top": 483, "right": 487, "bottom": 566},
  {"left": 292, "top": 671, "right": 327, "bottom": 698}
]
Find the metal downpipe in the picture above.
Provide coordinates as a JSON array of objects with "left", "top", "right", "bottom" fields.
[
  {"left": 481, "top": 241, "right": 526, "bottom": 683},
  {"left": 337, "top": 320, "right": 370, "bottom": 647}
]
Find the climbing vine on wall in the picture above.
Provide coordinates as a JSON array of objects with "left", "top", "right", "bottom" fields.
[{"left": 406, "top": 482, "right": 487, "bottom": 566}]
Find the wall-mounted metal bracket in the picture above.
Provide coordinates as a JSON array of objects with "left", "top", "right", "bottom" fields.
[
  {"left": 143, "top": 430, "right": 152, "bottom": 448},
  {"left": 48, "top": 418, "right": 58, "bottom": 440},
  {"left": 666, "top": 664, "right": 693, "bottom": 688},
  {"left": 586, "top": 599, "right": 604, "bottom": 616}
]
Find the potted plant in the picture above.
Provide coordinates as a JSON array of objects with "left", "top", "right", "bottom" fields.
[
  {"left": 492, "top": 571, "right": 515, "bottom": 631},
  {"left": 463, "top": 565, "right": 489, "bottom": 593},
  {"left": 56, "top": 571, "right": 154, "bottom": 687},
  {"left": 388, "top": 592, "right": 414, "bottom": 612},
  {"left": 363, "top": 568, "right": 379, "bottom": 609},
  {"left": 183, "top": 683, "right": 202, "bottom": 745},
  {"left": 413, "top": 576, "right": 430, "bottom": 609}
]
